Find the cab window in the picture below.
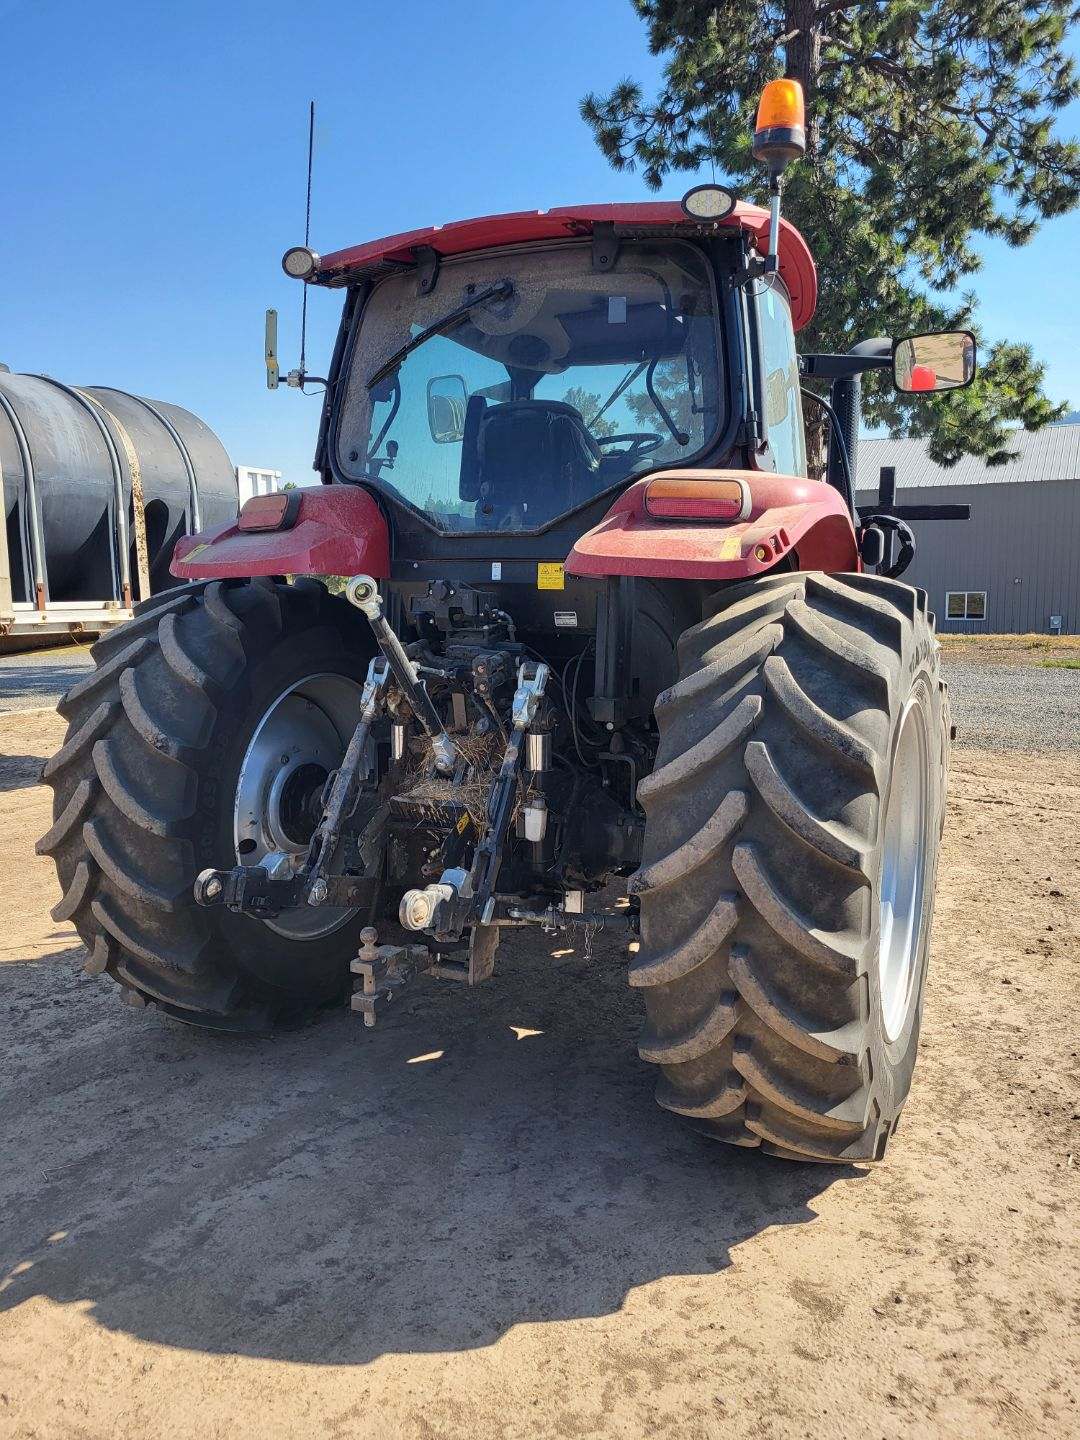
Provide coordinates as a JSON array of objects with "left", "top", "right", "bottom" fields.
[
  {"left": 336, "top": 241, "right": 723, "bottom": 532},
  {"left": 756, "top": 279, "right": 806, "bottom": 476}
]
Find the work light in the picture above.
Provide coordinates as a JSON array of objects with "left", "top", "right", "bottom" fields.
[
  {"left": 281, "top": 246, "right": 321, "bottom": 280},
  {"left": 680, "top": 184, "right": 738, "bottom": 223}
]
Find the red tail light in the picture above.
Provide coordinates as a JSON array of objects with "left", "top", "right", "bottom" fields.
[{"left": 644, "top": 476, "right": 751, "bottom": 522}]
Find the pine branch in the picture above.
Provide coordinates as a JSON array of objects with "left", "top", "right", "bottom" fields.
[{"left": 580, "top": 1, "right": 1078, "bottom": 460}]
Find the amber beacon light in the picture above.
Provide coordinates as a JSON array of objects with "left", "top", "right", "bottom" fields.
[
  {"left": 753, "top": 79, "right": 806, "bottom": 172},
  {"left": 751, "top": 78, "right": 806, "bottom": 274}
]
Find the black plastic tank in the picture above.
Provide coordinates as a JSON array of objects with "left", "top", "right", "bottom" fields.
[{"left": 0, "top": 368, "right": 238, "bottom": 604}]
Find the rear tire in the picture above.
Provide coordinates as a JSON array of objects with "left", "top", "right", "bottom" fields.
[
  {"left": 38, "top": 578, "right": 376, "bottom": 1031},
  {"left": 630, "top": 572, "right": 948, "bottom": 1162}
]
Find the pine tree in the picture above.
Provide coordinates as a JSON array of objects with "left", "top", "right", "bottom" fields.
[
  {"left": 581, "top": 2, "right": 1079, "bottom": 465},
  {"left": 561, "top": 386, "right": 621, "bottom": 435}
]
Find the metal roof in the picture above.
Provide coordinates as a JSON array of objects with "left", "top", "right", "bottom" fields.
[{"left": 855, "top": 423, "right": 1080, "bottom": 491}]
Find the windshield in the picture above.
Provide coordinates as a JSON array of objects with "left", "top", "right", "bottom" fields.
[{"left": 336, "top": 241, "right": 723, "bottom": 532}]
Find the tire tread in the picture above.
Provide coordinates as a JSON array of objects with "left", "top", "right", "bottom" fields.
[
  {"left": 40, "top": 578, "right": 372, "bottom": 1028},
  {"left": 631, "top": 571, "right": 945, "bottom": 1162}
]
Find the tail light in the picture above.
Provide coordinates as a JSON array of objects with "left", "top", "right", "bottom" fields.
[
  {"left": 238, "top": 490, "right": 302, "bottom": 532},
  {"left": 644, "top": 476, "right": 751, "bottom": 522}
]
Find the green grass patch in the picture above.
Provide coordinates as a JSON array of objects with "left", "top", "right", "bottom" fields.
[{"left": 1041, "top": 658, "right": 1080, "bottom": 670}]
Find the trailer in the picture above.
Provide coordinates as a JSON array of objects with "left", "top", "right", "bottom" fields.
[{"left": 0, "top": 368, "right": 237, "bottom": 645}]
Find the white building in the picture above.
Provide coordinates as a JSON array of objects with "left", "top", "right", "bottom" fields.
[{"left": 236, "top": 465, "right": 284, "bottom": 504}]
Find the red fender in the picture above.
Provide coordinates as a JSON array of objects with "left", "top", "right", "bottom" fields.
[
  {"left": 565, "top": 470, "right": 859, "bottom": 581},
  {"left": 171, "top": 485, "right": 390, "bottom": 581}
]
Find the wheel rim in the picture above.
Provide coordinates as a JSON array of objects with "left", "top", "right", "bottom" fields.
[
  {"left": 878, "top": 693, "right": 931, "bottom": 1042},
  {"left": 234, "top": 672, "right": 367, "bottom": 940}
]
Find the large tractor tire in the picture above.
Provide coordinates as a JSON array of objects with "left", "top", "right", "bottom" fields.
[
  {"left": 630, "top": 572, "right": 949, "bottom": 1162},
  {"left": 38, "top": 578, "right": 376, "bottom": 1030}
]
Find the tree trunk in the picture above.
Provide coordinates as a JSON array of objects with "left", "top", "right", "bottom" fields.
[
  {"left": 784, "top": 1, "right": 821, "bottom": 157},
  {"left": 805, "top": 406, "right": 828, "bottom": 481}
]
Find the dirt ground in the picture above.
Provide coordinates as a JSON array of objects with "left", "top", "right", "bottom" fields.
[
  {"left": 1, "top": 699, "right": 1078, "bottom": 1439},
  {"left": 938, "top": 631, "right": 1080, "bottom": 664}
]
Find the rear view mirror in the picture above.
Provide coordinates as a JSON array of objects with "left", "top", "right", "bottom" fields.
[
  {"left": 893, "top": 331, "right": 976, "bottom": 394},
  {"left": 427, "top": 374, "right": 468, "bottom": 442}
]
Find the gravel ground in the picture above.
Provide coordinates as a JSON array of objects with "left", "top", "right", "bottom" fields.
[
  {"left": 943, "top": 656, "right": 1079, "bottom": 752},
  {"left": 2, "top": 640, "right": 1076, "bottom": 750},
  {"left": 0, "top": 645, "right": 93, "bottom": 713}
]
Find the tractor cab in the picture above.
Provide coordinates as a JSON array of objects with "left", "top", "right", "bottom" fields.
[
  {"left": 291, "top": 197, "right": 819, "bottom": 572},
  {"left": 337, "top": 238, "right": 722, "bottom": 534}
]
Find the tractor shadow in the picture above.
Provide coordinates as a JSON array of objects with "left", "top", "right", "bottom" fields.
[
  {"left": 0, "top": 936, "right": 862, "bottom": 1365},
  {"left": 0, "top": 754, "right": 47, "bottom": 792}
]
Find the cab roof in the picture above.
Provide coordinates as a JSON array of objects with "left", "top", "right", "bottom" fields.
[{"left": 313, "top": 200, "right": 817, "bottom": 332}]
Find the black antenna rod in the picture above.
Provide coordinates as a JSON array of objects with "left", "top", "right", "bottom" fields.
[{"left": 300, "top": 100, "right": 315, "bottom": 378}]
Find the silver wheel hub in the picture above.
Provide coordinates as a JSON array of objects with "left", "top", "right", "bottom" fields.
[
  {"left": 234, "top": 672, "right": 369, "bottom": 940},
  {"left": 878, "top": 693, "right": 931, "bottom": 1042}
]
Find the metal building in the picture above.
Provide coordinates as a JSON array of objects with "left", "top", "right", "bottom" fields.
[{"left": 855, "top": 422, "right": 1080, "bottom": 635}]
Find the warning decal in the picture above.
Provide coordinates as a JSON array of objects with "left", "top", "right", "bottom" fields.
[{"left": 537, "top": 563, "right": 565, "bottom": 590}]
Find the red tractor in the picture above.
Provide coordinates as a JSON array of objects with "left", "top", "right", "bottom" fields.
[{"left": 40, "top": 83, "right": 975, "bottom": 1162}]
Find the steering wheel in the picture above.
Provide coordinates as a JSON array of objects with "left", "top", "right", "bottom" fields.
[{"left": 595, "top": 432, "right": 665, "bottom": 462}]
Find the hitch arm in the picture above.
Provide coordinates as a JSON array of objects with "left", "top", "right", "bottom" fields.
[
  {"left": 468, "top": 720, "right": 528, "bottom": 918},
  {"left": 195, "top": 654, "right": 389, "bottom": 916},
  {"left": 301, "top": 655, "right": 389, "bottom": 892},
  {"left": 473, "top": 659, "right": 550, "bottom": 912},
  {"left": 345, "top": 575, "right": 457, "bottom": 773}
]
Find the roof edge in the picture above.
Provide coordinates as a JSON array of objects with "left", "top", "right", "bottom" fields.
[{"left": 313, "top": 200, "right": 817, "bottom": 331}]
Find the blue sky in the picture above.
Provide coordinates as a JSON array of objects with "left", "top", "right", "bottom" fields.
[{"left": 3, "top": 0, "right": 1077, "bottom": 486}]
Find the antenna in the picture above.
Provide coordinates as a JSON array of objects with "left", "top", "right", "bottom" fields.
[
  {"left": 300, "top": 99, "right": 315, "bottom": 379},
  {"left": 276, "top": 102, "right": 327, "bottom": 390}
]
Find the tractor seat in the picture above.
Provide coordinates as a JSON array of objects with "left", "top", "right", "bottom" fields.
[{"left": 462, "top": 399, "right": 602, "bottom": 529}]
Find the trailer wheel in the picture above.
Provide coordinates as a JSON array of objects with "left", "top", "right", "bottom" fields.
[
  {"left": 630, "top": 572, "right": 948, "bottom": 1161},
  {"left": 38, "top": 578, "right": 377, "bottom": 1030}
]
